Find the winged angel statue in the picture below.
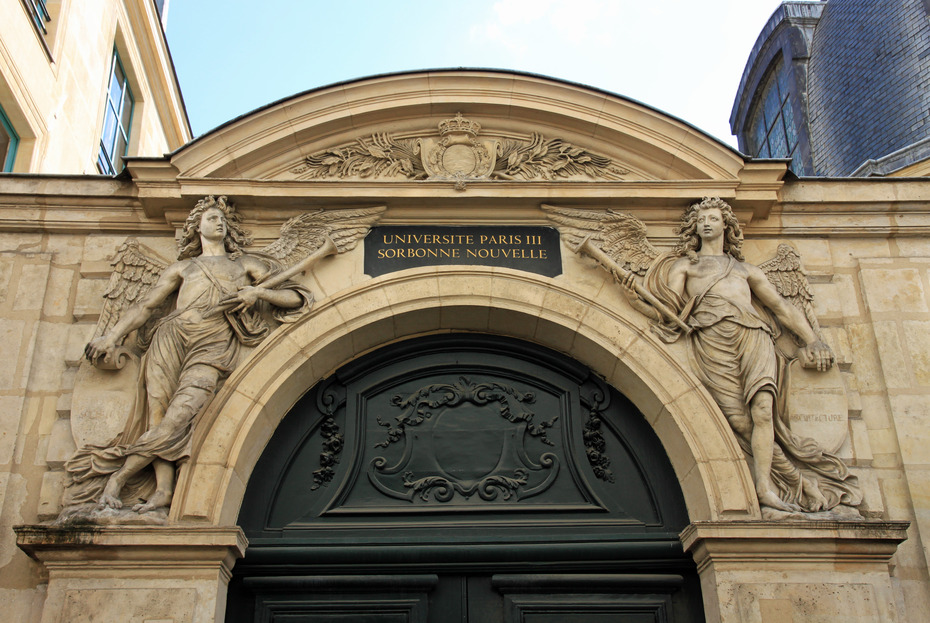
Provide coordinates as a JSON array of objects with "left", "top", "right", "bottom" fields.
[
  {"left": 59, "top": 196, "right": 383, "bottom": 523},
  {"left": 545, "top": 197, "right": 862, "bottom": 518}
]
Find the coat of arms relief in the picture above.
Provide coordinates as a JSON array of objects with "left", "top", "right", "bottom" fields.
[{"left": 288, "top": 112, "right": 629, "bottom": 187}]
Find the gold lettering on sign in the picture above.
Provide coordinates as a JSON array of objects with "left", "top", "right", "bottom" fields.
[{"left": 378, "top": 231, "right": 548, "bottom": 261}]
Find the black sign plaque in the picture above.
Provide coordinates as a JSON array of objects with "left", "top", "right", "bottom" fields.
[{"left": 364, "top": 226, "right": 562, "bottom": 277}]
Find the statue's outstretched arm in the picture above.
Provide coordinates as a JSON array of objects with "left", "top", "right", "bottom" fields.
[
  {"left": 747, "top": 264, "right": 834, "bottom": 371},
  {"left": 85, "top": 264, "right": 182, "bottom": 362}
]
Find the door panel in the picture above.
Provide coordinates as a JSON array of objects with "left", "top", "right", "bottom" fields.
[
  {"left": 238, "top": 573, "right": 696, "bottom": 623},
  {"left": 245, "top": 575, "right": 436, "bottom": 623},
  {"left": 228, "top": 335, "right": 704, "bottom": 623}
]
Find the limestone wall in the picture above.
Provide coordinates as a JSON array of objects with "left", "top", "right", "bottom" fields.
[{"left": 0, "top": 177, "right": 928, "bottom": 622}]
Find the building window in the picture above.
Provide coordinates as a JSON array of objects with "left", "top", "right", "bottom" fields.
[
  {"left": 22, "top": 0, "right": 51, "bottom": 36},
  {"left": 97, "top": 50, "right": 134, "bottom": 175},
  {"left": 0, "top": 106, "right": 18, "bottom": 172},
  {"left": 747, "top": 60, "right": 803, "bottom": 173}
]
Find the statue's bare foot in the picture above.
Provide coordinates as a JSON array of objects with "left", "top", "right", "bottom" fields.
[
  {"left": 802, "top": 477, "right": 829, "bottom": 512},
  {"left": 132, "top": 489, "right": 172, "bottom": 513},
  {"left": 97, "top": 493, "right": 122, "bottom": 509},
  {"left": 97, "top": 479, "right": 124, "bottom": 509},
  {"left": 758, "top": 489, "right": 802, "bottom": 513}
]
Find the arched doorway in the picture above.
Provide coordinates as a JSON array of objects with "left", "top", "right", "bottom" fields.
[{"left": 226, "top": 334, "right": 704, "bottom": 622}]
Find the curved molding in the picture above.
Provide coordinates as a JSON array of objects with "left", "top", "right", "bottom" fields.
[
  {"left": 730, "top": 2, "right": 822, "bottom": 135},
  {"left": 170, "top": 266, "right": 759, "bottom": 525},
  {"left": 167, "top": 70, "right": 747, "bottom": 183}
]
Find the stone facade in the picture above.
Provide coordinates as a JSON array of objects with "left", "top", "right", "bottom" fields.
[
  {"left": 0, "top": 70, "right": 927, "bottom": 622},
  {"left": 0, "top": 0, "right": 187, "bottom": 173}
]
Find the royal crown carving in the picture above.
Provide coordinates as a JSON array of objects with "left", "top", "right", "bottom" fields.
[
  {"left": 438, "top": 112, "right": 482, "bottom": 137},
  {"left": 289, "top": 113, "right": 629, "bottom": 185}
]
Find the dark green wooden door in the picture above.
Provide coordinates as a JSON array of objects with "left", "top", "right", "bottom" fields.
[{"left": 227, "top": 335, "right": 704, "bottom": 623}]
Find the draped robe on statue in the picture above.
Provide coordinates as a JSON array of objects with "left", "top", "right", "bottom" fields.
[
  {"left": 62, "top": 257, "right": 312, "bottom": 511},
  {"left": 645, "top": 254, "right": 862, "bottom": 512}
]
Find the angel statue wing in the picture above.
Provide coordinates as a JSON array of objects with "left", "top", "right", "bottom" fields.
[
  {"left": 91, "top": 239, "right": 173, "bottom": 366},
  {"left": 541, "top": 205, "right": 659, "bottom": 275},
  {"left": 253, "top": 206, "right": 386, "bottom": 288},
  {"left": 758, "top": 243, "right": 822, "bottom": 338},
  {"left": 542, "top": 205, "right": 690, "bottom": 334}
]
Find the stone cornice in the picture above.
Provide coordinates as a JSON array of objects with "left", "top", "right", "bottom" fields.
[
  {"left": 680, "top": 520, "right": 910, "bottom": 573},
  {"left": 3, "top": 174, "right": 930, "bottom": 237},
  {"left": 15, "top": 525, "right": 247, "bottom": 573}
]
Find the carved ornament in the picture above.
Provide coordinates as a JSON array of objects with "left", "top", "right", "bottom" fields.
[
  {"left": 290, "top": 113, "right": 629, "bottom": 185},
  {"left": 369, "top": 377, "right": 560, "bottom": 503},
  {"left": 580, "top": 378, "right": 615, "bottom": 483}
]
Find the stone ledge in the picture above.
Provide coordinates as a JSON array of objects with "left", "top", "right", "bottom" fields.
[
  {"left": 680, "top": 520, "right": 910, "bottom": 571},
  {"left": 15, "top": 525, "right": 248, "bottom": 569}
]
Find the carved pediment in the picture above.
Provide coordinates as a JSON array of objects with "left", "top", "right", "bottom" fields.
[
  {"left": 287, "top": 113, "right": 629, "bottom": 185},
  {"left": 159, "top": 72, "right": 760, "bottom": 186}
]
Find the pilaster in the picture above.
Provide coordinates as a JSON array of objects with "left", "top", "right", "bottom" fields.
[
  {"left": 681, "top": 520, "right": 910, "bottom": 623},
  {"left": 16, "top": 525, "right": 247, "bottom": 623}
]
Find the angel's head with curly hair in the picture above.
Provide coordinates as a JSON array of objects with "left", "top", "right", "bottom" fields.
[
  {"left": 674, "top": 197, "right": 744, "bottom": 263},
  {"left": 177, "top": 195, "right": 252, "bottom": 260}
]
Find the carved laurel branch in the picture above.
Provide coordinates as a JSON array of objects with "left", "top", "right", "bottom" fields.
[
  {"left": 376, "top": 376, "right": 556, "bottom": 448},
  {"left": 495, "top": 133, "right": 628, "bottom": 181},
  {"left": 290, "top": 131, "right": 627, "bottom": 181},
  {"left": 292, "top": 133, "right": 426, "bottom": 180}
]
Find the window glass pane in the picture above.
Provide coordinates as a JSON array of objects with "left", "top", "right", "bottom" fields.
[
  {"left": 762, "top": 83, "right": 781, "bottom": 130},
  {"left": 744, "top": 56, "right": 795, "bottom": 161},
  {"left": 783, "top": 100, "right": 797, "bottom": 152},
  {"left": 0, "top": 134, "right": 10, "bottom": 170},
  {"left": 119, "top": 91, "right": 133, "bottom": 135},
  {"left": 109, "top": 72, "right": 125, "bottom": 113},
  {"left": 751, "top": 112, "right": 767, "bottom": 155},
  {"left": 776, "top": 67, "right": 790, "bottom": 101},
  {"left": 98, "top": 50, "right": 133, "bottom": 174},
  {"left": 101, "top": 103, "right": 119, "bottom": 155},
  {"left": 114, "top": 131, "right": 128, "bottom": 171},
  {"left": 97, "top": 145, "right": 114, "bottom": 175},
  {"left": 768, "top": 122, "right": 789, "bottom": 158},
  {"left": 1, "top": 106, "right": 19, "bottom": 172}
]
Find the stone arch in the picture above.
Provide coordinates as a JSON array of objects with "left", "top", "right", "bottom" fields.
[{"left": 169, "top": 266, "right": 759, "bottom": 525}]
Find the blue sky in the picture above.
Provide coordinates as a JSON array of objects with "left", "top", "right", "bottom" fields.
[{"left": 165, "top": 1, "right": 787, "bottom": 148}]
